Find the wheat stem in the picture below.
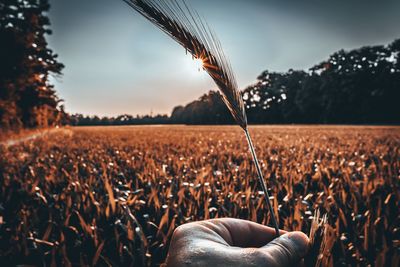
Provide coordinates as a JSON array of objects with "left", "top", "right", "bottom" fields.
[
  {"left": 244, "top": 128, "right": 280, "bottom": 237},
  {"left": 123, "top": 0, "right": 279, "bottom": 235}
]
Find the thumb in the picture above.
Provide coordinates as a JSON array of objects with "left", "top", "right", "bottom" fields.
[{"left": 258, "top": 231, "right": 310, "bottom": 267}]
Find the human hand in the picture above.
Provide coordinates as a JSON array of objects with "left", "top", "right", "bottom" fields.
[{"left": 165, "top": 218, "right": 309, "bottom": 267}]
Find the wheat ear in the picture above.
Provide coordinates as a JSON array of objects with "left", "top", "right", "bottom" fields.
[{"left": 123, "top": 0, "right": 280, "bottom": 237}]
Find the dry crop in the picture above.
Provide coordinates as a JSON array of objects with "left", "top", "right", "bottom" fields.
[{"left": 0, "top": 126, "right": 399, "bottom": 266}]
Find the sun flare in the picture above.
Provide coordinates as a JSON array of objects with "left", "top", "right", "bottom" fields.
[{"left": 193, "top": 57, "right": 204, "bottom": 72}]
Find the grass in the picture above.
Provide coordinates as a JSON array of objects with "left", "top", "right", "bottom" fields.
[{"left": 0, "top": 125, "right": 399, "bottom": 266}]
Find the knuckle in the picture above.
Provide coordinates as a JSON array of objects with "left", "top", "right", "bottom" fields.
[{"left": 172, "top": 224, "right": 188, "bottom": 239}]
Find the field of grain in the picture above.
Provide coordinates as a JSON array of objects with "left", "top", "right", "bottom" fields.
[{"left": 0, "top": 126, "right": 399, "bottom": 266}]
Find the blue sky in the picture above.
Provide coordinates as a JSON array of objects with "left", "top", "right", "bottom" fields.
[{"left": 47, "top": 0, "right": 400, "bottom": 116}]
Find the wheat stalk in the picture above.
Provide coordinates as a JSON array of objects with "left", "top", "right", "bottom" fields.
[
  {"left": 122, "top": 0, "right": 280, "bottom": 237},
  {"left": 305, "top": 210, "right": 336, "bottom": 267}
]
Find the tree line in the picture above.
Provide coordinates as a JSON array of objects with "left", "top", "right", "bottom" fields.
[
  {"left": 75, "top": 38, "right": 400, "bottom": 126},
  {"left": 0, "top": 0, "right": 66, "bottom": 132},
  {"left": 70, "top": 114, "right": 170, "bottom": 126},
  {"left": 171, "top": 39, "right": 400, "bottom": 125}
]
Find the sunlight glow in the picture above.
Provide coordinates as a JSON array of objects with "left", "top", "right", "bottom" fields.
[
  {"left": 181, "top": 53, "right": 208, "bottom": 79},
  {"left": 187, "top": 57, "right": 204, "bottom": 72},
  {"left": 193, "top": 57, "right": 205, "bottom": 72}
]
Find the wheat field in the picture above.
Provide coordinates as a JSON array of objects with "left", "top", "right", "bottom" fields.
[{"left": 0, "top": 126, "right": 399, "bottom": 266}]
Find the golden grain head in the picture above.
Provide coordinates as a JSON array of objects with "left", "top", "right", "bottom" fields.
[{"left": 123, "top": 0, "right": 247, "bottom": 129}]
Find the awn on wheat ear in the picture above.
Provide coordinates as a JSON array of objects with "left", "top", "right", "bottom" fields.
[{"left": 122, "top": 0, "right": 280, "bottom": 237}]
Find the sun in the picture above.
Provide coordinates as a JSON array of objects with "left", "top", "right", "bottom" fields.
[
  {"left": 193, "top": 57, "right": 204, "bottom": 72},
  {"left": 183, "top": 54, "right": 206, "bottom": 76}
]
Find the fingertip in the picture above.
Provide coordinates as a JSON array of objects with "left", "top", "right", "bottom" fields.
[
  {"left": 285, "top": 231, "right": 310, "bottom": 257},
  {"left": 258, "top": 231, "right": 310, "bottom": 266}
]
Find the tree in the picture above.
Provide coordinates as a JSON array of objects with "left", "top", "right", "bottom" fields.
[
  {"left": 170, "top": 91, "right": 233, "bottom": 125},
  {"left": 0, "top": 0, "right": 64, "bottom": 131},
  {"left": 170, "top": 39, "right": 400, "bottom": 125}
]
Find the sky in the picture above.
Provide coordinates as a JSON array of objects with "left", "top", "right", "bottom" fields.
[{"left": 47, "top": 0, "right": 400, "bottom": 117}]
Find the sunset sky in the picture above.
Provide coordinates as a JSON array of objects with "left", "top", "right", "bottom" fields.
[{"left": 47, "top": 0, "right": 400, "bottom": 116}]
